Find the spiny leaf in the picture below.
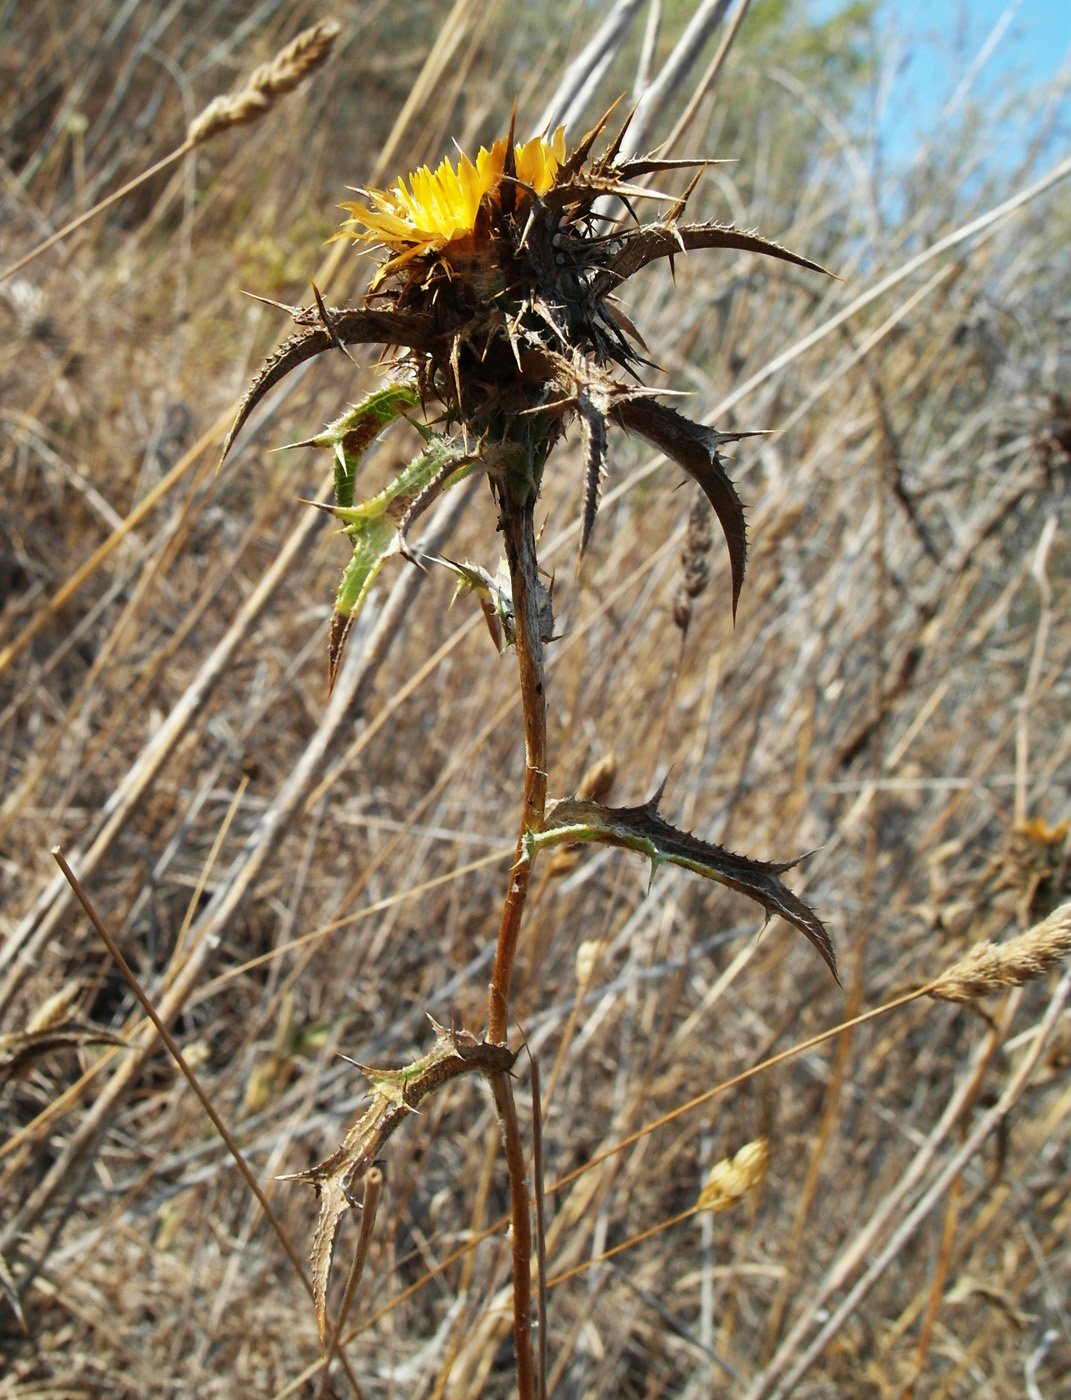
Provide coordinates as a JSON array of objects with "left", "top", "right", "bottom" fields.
[
  {"left": 432, "top": 555, "right": 513, "bottom": 652},
  {"left": 218, "top": 307, "right": 438, "bottom": 465},
  {"left": 527, "top": 793, "right": 837, "bottom": 981},
  {"left": 614, "top": 398, "right": 754, "bottom": 620},
  {"left": 292, "top": 382, "right": 419, "bottom": 508},
  {"left": 598, "top": 221, "right": 834, "bottom": 296},
  {"left": 325, "top": 435, "right": 479, "bottom": 687},
  {"left": 278, "top": 1025, "right": 515, "bottom": 1346},
  {"left": 611, "top": 155, "right": 724, "bottom": 180},
  {"left": 557, "top": 99, "right": 623, "bottom": 182},
  {"left": 577, "top": 391, "right": 609, "bottom": 566}
]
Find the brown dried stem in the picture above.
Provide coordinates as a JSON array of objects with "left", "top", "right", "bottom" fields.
[
  {"left": 487, "top": 490, "right": 549, "bottom": 1044},
  {"left": 490, "top": 1069, "right": 535, "bottom": 1400},
  {"left": 484, "top": 476, "right": 547, "bottom": 1397}
]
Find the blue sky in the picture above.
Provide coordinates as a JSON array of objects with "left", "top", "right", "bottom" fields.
[{"left": 869, "top": 0, "right": 1071, "bottom": 166}]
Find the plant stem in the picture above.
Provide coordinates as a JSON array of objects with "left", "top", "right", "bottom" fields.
[
  {"left": 490, "top": 1069, "right": 535, "bottom": 1400},
  {"left": 485, "top": 481, "right": 547, "bottom": 1398},
  {"left": 488, "top": 492, "right": 548, "bottom": 1044}
]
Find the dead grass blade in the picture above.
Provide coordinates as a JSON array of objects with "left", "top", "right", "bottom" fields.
[{"left": 48, "top": 849, "right": 365, "bottom": 1396}]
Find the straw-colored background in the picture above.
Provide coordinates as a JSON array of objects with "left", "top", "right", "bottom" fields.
[{"left": 2, "top": 2, "right": 1070, "bottom": 1395}]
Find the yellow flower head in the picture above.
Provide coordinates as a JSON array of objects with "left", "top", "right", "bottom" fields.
[{"left": 338, "top": 127, "right": 567, "bottom": 283}]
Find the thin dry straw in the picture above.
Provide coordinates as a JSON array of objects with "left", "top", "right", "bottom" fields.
[
  {"left": 662, "top": 0, "right": 754, "bottom": 156},
  {"left": 928, "top": 902, "right": 1071, "bottom": 1002},
  {"left": 50, "top": 847, "right": 365, "bottom": 1394},
  {"left": 0, "top": 19, "right": 340, "bottom": 286}
]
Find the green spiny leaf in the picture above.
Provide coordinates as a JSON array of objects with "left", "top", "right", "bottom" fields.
[
  {"left": 432, "top": 555, "right": 513, "bottom": 652},
  {"left": 527, "top": 793, "right": 837, "bottom": 981},
  {"left": 308, "top": 382, "right": 420, "bottom": 508},
  {"left": 326, "top": 435, "right": 479, "bottom": 687}
]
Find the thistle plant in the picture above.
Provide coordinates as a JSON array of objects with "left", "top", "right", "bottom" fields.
[{"left": 223, "top": 105, "right": 837, "bottom": 1392}]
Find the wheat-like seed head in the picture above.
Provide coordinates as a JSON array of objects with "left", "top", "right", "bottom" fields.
[
  {"left": 928, "top": 902, "right": 1071, "bottom": 1002},
  {"left": 186, "top": 18, "right": 340, "bottom": 147},
  {"left": 696, "top": 1138, "right": 770, "bottom": 1212},
  {"left": 674, "top": 490, "right": 716, "bottom": 631}
]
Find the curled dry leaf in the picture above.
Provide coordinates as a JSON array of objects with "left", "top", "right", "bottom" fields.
[
  {"left": 0, "top": 1025, "right": 126, "bottom": 1087},
  {"left": 613, "top": 399, "right": 763, "bottom": 620},
  {"left": 278, "top": 1022, "right": 515, "bottom": 1345}
]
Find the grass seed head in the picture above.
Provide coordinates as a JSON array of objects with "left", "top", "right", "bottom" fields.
[
  {"left": 928, "top": 902, "right": 1071, "bottom": 1002},
  {"left": 696, "top": 1138, "right": 770, "bottom": 1213},
  {"left": 187, "top": 19, "right": 341, "bottom": 147}
]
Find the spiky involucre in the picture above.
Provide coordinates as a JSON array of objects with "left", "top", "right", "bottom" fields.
[{"left": 225, "top": 108, "right": 828, "bottom": 621}]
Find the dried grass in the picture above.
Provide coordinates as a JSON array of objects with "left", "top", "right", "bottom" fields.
[
  {"left": 2, "top": 1, "right": 1071, "bottom": 1397},
  {"left": 187, "top": 20, "right": 343, "bottom": 147},
  {"left": 929, "top": 902, "right": 1071, "bottom": 1003}
]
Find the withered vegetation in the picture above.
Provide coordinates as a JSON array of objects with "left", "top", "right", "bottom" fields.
[{"left": 2, "top": 2, "right": 1071, "bottom": 1397}]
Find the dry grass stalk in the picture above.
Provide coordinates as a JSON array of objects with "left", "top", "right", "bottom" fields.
[
  {"left": 674, "top": 488, "right": 715, "bottom": 631},
  {"left": 928, "top": 902, "right": 1071, "bottom": 1002},
  {"left": 4, "top": 2, "right": 1071, "bottom": 1394},
  {"left": 186, "top": 19, "right": 341, "bottom": 146},
  {"left": 0, "top": 21, "right": 341, "bottom": 289}
]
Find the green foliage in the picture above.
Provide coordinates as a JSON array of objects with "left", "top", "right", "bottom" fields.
[
  {"left": 324, "top": 419, "right": 478, "bottom": 684},
  {"left": 308, "top": 383, "right": 421, "bottom": 508}
]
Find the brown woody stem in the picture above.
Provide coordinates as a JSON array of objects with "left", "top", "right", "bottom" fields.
[
  {"left": 491, "top": 1068, "right": 535, "bottom": 1400},
  {"left": 487, "top": 492, "right": 548, "bottom": 1043},
  {"left": 485, "top": 478, "right": 546, "bottom": 1399}
]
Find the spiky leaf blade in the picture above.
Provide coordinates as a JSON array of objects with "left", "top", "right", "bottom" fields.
[
  {"left": 278, "top": 1028, "right": 515, "bottom": 1347},
  {"left": 219, "top": 308, "right": 437, "bottom": 464},
  {"left": 598, "top": 222, "right": 835, "bottom": 298},
  {"left": 326, "top": 435, "right": 478, "bottom": 686},
  {"left": 614, "top": 398, "right": 750, "bottom": 619},
  {"left": 314, "top": 382, "right": 420, "bottom": 508},
  {"left": 528, "top": 794, "right": 837, "bottom": 981},
  {"left": 577, "top": 394, "right": 609, "bottom": 565}
]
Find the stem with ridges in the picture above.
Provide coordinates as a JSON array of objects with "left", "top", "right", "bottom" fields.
[
  {"left": 485, "top": 470, "right": 546, "bottom": 1398},
  {"left": 491, "top": 1068, "right": 535, "bottom": 1400},
  {"left": 488, "top": 489, "right": 548, "bottom": 1043}
]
